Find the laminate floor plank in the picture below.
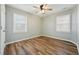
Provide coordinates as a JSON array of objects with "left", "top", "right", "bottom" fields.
[{"left": 4, "top": 36, "right": 78, "bottom": 55}]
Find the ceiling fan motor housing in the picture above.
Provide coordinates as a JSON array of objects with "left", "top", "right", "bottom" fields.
[{"left": 40, "top": 4, "right": 44, "bottom": 10}]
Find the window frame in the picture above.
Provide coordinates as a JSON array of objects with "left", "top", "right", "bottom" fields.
[
  {"left": 13, "top": 13, "right": 27, "bottom": 33},
  {"left": 56, "top": 14, "right": 71, "bottom": 32}
]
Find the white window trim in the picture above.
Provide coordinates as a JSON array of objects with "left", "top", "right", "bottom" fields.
[
  {"left": 13, "top": 13, "right": 27, "bottom": 33},
  {"left": 56, "top": 14, "right": 70, "bottom": 32}
]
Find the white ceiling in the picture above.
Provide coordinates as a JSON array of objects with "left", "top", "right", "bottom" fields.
[{"left": 7, "top": 4, "right": 76, "bottom": 17}]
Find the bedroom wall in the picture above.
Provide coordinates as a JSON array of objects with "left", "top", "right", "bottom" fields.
[
  {"left": 42, "top": 7, "right": 78, "bottom": 43},
  {"left": 5, "top": 5, "right": 42, "bottom": 43},
  {"left": 5, "top": 5, "right": 78, "bottom": 45},
  {"left": 71, "top": 6, "right": 77, "bottom": 44},
  {"left": 0, "top": 4, "right": 6, "bottom": 55},
  {"left": 77, "top": 5, "right": 79, "bottom": 52},
  {"left": 0, "top": 5, "right": 1, "bottom": 54}
]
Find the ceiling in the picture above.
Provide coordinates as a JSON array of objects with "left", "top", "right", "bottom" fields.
[{"left": 7, "top": 4, "right": 76, "bottom": 17}]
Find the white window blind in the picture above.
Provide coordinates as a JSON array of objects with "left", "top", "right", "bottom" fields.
[
  {"left": 56, "top": 14, "right": 70, "bottom": 32},
  {"left": 13, "top": 13, "right": 27, "bottom": 33}
]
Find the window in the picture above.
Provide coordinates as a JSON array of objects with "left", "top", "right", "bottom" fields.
[
  {"left": 13, "top": 13, "right": 27, "bottom": 33},
  {"left": 56, "top": 14, "right": 70, "bottom": 32}
]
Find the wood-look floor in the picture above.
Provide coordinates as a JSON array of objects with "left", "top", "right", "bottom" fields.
[{"left": 4, "top": 36, "right": 78, "bottom": 55}]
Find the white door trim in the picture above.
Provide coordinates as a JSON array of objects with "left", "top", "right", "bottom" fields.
[{"left": 0, "top": 4, "right": 5, "bottom": 55}]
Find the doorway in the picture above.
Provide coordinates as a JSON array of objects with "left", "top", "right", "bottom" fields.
[{"left": 0, "top": 4, "right": 5, "bottom": 55}]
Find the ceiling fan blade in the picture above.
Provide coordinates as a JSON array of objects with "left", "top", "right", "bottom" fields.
[
  {"left": 44, "top": 9, "right": 52, "bottom": 11},
  {"left": 48, "top": 9, "right": 52, "bottom": 10},
  {"left": 35, "top": 11, "right": 39, "bottom": 13},
  {"left": 36, "top": 11, "right": 45, "bottom": 14},
  {"left": 33, "top": 6, "right": 38, "bottom": 8}
]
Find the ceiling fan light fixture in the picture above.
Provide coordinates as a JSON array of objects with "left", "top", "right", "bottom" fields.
[
  {"left": 33, "top": 4, "right": 52, "bottom": 14},
  {"left": 41, "top": 10, "right": 45, "bottom": 13}
]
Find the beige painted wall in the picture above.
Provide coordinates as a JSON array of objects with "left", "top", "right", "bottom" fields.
[
  {"left": 0, "top": 5, "right": 1, "bottom": 54},
  {"left": 5, "top": 5, "right": 42, "bottom": 43},
  {"left": 5, "top": 5, "right": 78, "bottom": 47},
  {"left": 77, "top": 5, "right": 79, "bottom": 52},
  {"left": 42, "top": 7, "right": 78, "bottom": 44}
]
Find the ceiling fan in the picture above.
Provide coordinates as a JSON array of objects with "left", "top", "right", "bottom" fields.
[{"left": 33, "top": 4, "right": 52, "bottom": 14}]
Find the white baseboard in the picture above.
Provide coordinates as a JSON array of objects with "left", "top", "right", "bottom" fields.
[
  {"left": 5, "top": 35, "right": 41, "bottom": 45},
  {"left": 5, "top": 35, "right": 79, "bottom": 54},
  {"left": 43, "top": 35, "right": 79, "bottom": 53},
  {"left": 6, "top": 34, "right": 78, "bottom": 47},
  {"left": 43, "top": 35, "right": 77, "bottom": 45}
]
